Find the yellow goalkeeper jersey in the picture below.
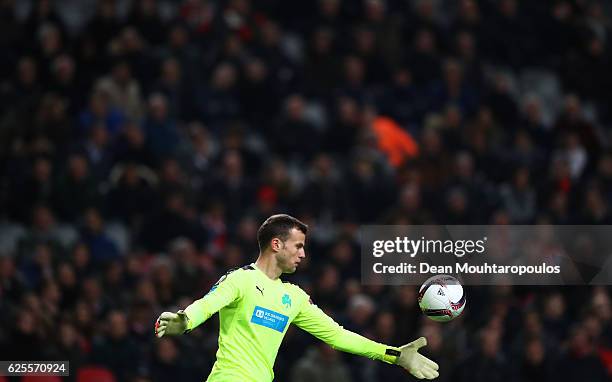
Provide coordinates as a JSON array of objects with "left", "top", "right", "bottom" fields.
[{"left": 183, "top": 263, "right": 400, "bottom": 382}]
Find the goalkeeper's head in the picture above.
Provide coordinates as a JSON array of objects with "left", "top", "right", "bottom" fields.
[{"left": 257, "top": 214, "right": 308, "bottom": 274}]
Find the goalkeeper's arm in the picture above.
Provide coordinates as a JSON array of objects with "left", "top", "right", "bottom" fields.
[
  {"left": 155, "top": 270, "right": 242, "bottom": 337},
  {"left": 292, "top": 298, "right": 439, "bottom": 380}
]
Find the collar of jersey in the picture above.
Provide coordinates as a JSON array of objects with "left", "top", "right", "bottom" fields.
[{"left": 251, "top": 262, "right": 283, "bottom": 284}]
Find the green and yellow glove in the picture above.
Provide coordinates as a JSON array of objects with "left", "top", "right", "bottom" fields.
[
  {"left": 395, "top": 337, "right": 439, "bottom": 380},
  {"left": 155, "top": 310, "right": 189, "bottom": 338}
]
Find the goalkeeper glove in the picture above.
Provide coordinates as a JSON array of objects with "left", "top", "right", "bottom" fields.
[
  {"left": 155, "top": 310, "right": 189, "bottom": 338},
  {"left": 396, "top": 337, "right": 439, "bottom": 380}
]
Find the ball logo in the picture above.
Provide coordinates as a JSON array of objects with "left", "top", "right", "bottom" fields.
[
  {"left": 255, "top": 309, "right": 264, "bottom": 319},
  {"left": 419, "top": 275, "right": 466, "bottom": 323}
]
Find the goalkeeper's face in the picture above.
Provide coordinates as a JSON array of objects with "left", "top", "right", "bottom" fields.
[{"left": 275, "top": 228, "right": 306, "bottom": 274}]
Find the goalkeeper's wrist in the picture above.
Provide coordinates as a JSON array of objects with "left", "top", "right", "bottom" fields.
[
  {"left": 383, "top": 347, "right": 402, "bottom": 364},
  {"left": 177, "top": 310, "right": 192, "bottom": 333}
]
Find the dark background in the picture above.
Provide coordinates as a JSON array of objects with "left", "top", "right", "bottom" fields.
[{"left": 0, "top": 0, "right": 611, "bottom": 381}]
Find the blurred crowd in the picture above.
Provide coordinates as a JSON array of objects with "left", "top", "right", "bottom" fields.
[{"left": 0, "top": 0, "right": 612, "bottom": 381}]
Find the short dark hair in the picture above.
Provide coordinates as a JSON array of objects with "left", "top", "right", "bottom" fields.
[{"left": 257, "top": 214, "right": 308, "bottom": 252}]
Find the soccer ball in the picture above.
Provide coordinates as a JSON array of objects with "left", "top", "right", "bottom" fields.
[{"left": 418, "top": 275, "right": 466, "bottom": 322}]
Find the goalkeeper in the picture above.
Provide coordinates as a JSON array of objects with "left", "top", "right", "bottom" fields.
[{"left": 155, "top": 214, "right": 439, "bottom": 381}]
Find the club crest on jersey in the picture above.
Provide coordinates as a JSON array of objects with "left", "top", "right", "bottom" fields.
[{"left": 282, "top": 294, "right": 292, "bottom": 309}]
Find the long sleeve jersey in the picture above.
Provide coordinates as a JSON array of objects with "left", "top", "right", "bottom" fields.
[{"left": 184, "top": 263, "right": 401, "bottom": 381}]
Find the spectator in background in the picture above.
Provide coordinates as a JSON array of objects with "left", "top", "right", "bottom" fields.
[
  {"left": 325, "top": 96, "right": 363, "bottom": 155},
  {"left": 518, "top": 337, "right": 555, "bottom": 382},
  {"left": 553, "top": 95, "right": 601, "bottom": 159},
  {"left": 303, "top": 27, "right": 340, "bottom": 97},
  {"left": 110, "top": 27, "right": 151, "bottom": 84},
  {"left": 35, "top": 23, "right": 66, "bottom": 84},
  {"left": 554, "top": 325, "right": 609, "bottom": 382},
  {"left": 0, "top": 257, "right": 25, "bottom": 306},
  {"left": 56, "top": 262, "right": 79, "bottom": 309},
  {"left": 500, "top": 167, "right": 536, "bottom": 223},
  {"left": 156, "top": 157, "right": 191, "bottom": 205},
  {"left": 416, "top": 126, "right": 451, "bottom": 191},
  {"left": 81, "top": 123, "right": 114, "bottom": 181},
  {"left": 204, "top": 150, "right": 255, "bottom": 227},
  {"left": 520, "top": 94, "right": 552, "bottom": 149},
  {"left": 33, "top": 91, "right": 73, "bottom": 150},
  {"left": 580, "top": 183, "right": 612, "bottom": 224},
  {"left": 197, "top": 62, "right": 241, "bottom": 129},
  {"left": 95, "top": 60, "right": 145, "bottom": 123},
  {"left": 347, "top": 154, "right": 394, "bottom": 222},
  {"left": 151, "top": 258, "right": 175, "bottom": 307},
  {"left": 387, "top": 181, "right": 429, "bottom": 224},
  {"left": 107, "top": 162, "right": 157, "bottom": 226},
  {"left": 485, "top": 72, "right": 518, "bottom": 129},
  {"left": 19, "top": 242, "right": 54, "bottom": 290},
  {"left": 270, "top": 94, "right": 320, "bottom": 161},
  {"left": 144, "top": 93, "right": 181, "bottom": 159},
  {"left": 73, "top": 299, "right": 95, "bottom": 342},
  {"left": 351, "top": 26, "right": 390, "bottom": 86},
  {"left": 591, "top": 288, "right": 612, "bottom": 349},
  {"left": 113, "top": 122, "right": 157, "bottom": 167},
  {"left": 129, "top": 298, "right": 156, "bottom": 348},
  {"left": 79, "top": 90, "right": 125, "bottom": 137},
  {"left": 300, "top": 153, "right": 350, "bottom": 223},
  {"left": 23, "top": 0, "right": 67, "bottom": 46},
  {"left": 218, "top": 122, "right": 262, "bottom": 175},
  {"left": 53, "top": 153, "right": 101, "bottom": 221},
  {"left": 168, "top": 237, "right": 205, "bottom": 298},
  {"left": 239, "top": 56, "right": 279, "bottom": 127},
  {"left": 18, "top": 204, "right": 77, "bottom": 256},
  {"left": 141, "top": 191, "right": 207, "bottom": 252},
  {"left": 1, "top": 308, "right": 44, "bottom": 360},
  {"left": 290, "top": 343, "right": 351, "bottom": 382},
  {"left": 48, "top": 321, "right": 86, "bottom": 373},
  {"left": 542, "top": 292, "right": 570, "bottom": 344},
  {"left": 178, "top": 122, "right": 216, "bottom": 194},
  {"left": 452, "top": 327, "right": 510, "bottom": 382},
  {"left": 345, "top": 293, "right": 376, "bottom": 334},
  {"left": 152, "top": 56, "right": 194, "bottom": 120},
  {"left": 259, "top": 158, "right": 295, "bottom": 210},
  {"left": 453, "top": 30, "right": 484, "bottom": 90},
  {"left": 158, "top": 22, "right": 201, "bottom": 80},
  {"left": 84, "top": 0, "right": 123, "bottom": 53},
  {"left": 429, "top": 58, "right": 478, "bottom": 115},
  {"left": 1, "top": 56, "right": 41, "bottom": 145},
  {"left": 127, "top": 0, "right": 166, "bottom": 46},
  {"left": 10, "top": 157, "right": 54, "bottom": 222},
  {"left": 80, "top": 207, "right": 120, "bottom": 263},
  {"left": 150, "top": 337, "right": 197, "bottom": 382},
  {"left": 91, "top": 310, "right": 142, "bottom": 381},
  {"left": 377, "top": 67, "right": 421, "bottom": 129},
  {"left": 337, "top": 55, "right": 368, "bottom": 103},
  {"left": 103, "top": 260, "right": 128, "bottom": 304}
]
